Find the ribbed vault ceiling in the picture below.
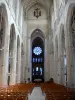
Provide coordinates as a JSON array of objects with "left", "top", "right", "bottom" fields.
[{"left": 22, "top": 0, "right": 52, "bottom": 11}]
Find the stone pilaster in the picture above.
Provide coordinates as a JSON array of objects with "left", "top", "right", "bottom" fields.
[
  {"left": 65, "top": 30, "right": 72, "bottom": 87},
  {"left": 17, "top": 41, "right": 21, "bottom": 83}
]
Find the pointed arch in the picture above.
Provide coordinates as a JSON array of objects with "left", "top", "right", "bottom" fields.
[
  {"left": 65, "top": 2, "right": 75, "bottom": 87},
  {"left": 0, "top": 3, "right": 8, "bottom": 85},
  {"left": 31, "top": 29, "right": 45, "bottom": 42},
  {"left": 31, "top": 29, "right": 45, "bottom": 82},
  {"left": 25, "top": 1, "right": 48, "bottom": 12}
]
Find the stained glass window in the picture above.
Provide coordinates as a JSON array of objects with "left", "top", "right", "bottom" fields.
[
  {"left": 33, "top": 47, "right": 42, "bottom": 55},
  {"left": 36, "top": 72, "right": 38, "bottom": 75},
  {"left": 63, "top": 49, "right": 67, "bottom": 67},
  {"left": 33, "top": 69, "right": 34, "bottom": 75},
  {"left": 40, "top": 68, "right": 42, "bottom": 75},
  {"left": 38, "top": 58, "right": 40, "bottom": 62},
  {"left": 35, "top": 58, "right": 37, "bottom": 62},
  {"left": 32, "top": 37, "right": 44, "bottom": 82},
  {"left": 36, "top": 67, "right": 38, "bottom": 71},
  {"left": 33, "top": 58, "right": 35, "bottom": 62},
  {"left": 41, "top": 58, "right": 43, "bottom": 62}
]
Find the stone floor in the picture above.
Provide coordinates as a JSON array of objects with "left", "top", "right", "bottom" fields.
[{"left": 28, "top": 86, "right": 46, "bottom": 100}]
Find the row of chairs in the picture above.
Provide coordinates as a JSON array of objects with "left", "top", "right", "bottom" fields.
[
  {"left": 0, "top": 83, "right": 36, "bottom": 100},
  {"left": 0, "top": 82, "right": 75, "bottom": 100},
  {"left": 40, "top": 82, "right": 75, "bottom": 100}
]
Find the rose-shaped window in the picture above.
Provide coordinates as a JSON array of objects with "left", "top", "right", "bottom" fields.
[{"left": 33, "top": 47, "right": 42, "bottom": 55}]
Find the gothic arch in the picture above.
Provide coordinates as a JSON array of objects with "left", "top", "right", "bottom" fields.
[
  {"left": 31, "top": 29, "right": 45, "bottom": 42},
  {"left": 65, "top": 2, "right": 75, "bottom": 87},
  {"left": 0, "top": 4, "right": 8, "bottom": 49},
  {"left": 0, "top": 4, "right": 8, "bottom": 42},
  {"left": 66, "top": 2, "right": 75, "bottom": 32},
  {"left": 0, "top": 4, "right": 8, "bottom": 85},
  {"left": 26, "top": 1, "right": 48, "bottom": 12},
  {"left": 31, "top": 29, "right": 45, "bottom": 82}
]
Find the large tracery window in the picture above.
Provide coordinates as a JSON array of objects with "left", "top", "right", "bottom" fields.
[{"left": 32, "top": 37, "right": 44, "bottom": 82}]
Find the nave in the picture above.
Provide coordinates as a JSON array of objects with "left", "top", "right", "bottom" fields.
[
  {"left": 1, "top": 0, "right": 75, "bottom": 99},
  {"left": 0, "top": 80, "right": 75, "bottom": 100}
]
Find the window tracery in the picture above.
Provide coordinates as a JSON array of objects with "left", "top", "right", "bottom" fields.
[{"left": 33, "top": 47, "right": 42, "bottom": 55}]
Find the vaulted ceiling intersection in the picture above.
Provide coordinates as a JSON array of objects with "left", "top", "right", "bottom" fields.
[{"left": 22, "top": 0, "right": 51, "bottom": 11}]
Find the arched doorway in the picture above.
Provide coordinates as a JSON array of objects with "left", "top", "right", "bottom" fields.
[{"left": 31, "top": 29, "right": 44, "bottom": 82}]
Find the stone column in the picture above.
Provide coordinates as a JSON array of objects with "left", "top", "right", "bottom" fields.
[
  {"left": 49, "top": 47, "right": 54, "bottom": 79},
  {"left": 44, "top": 37, "right": 50, "bottom": 81},
  {"left": 53, "top": 0, "right": 57, "bottom": 19},
  {"left": 57, "top": 33, "right": 62, "bottom": 84},
  {"left": 25, "top": 35, "right": 29, "bottom": 82},
  {"left": 65, "top": 29, "right": 72, "bottom": 87},
  {"left": 20, "top": 44, "right": 25, "bottom": 83},
  {"left": 53, "top": 38, "right": 57, "bottom": 83},
  {"left": 17, "top": 41, "right": 21, "bottom": 83},
  {"left": 10, "top": 35, "right": 17, "bottom": 85},
  {"left": 3, "top": 29, "right": 10, "bottom": 86},
  {"left": 23, "top": 36, "right": 27, "bottom": 82},
  {"left": 27, "top": 37, "right": 31, "bottom": 81},
  {"left": 58, "top": 31, "right": 65, "bottom": 85}
]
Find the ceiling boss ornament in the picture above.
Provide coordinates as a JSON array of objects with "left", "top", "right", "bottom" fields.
[{"left": 34, "top": 7, "right": 41, "bottom": 18}]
